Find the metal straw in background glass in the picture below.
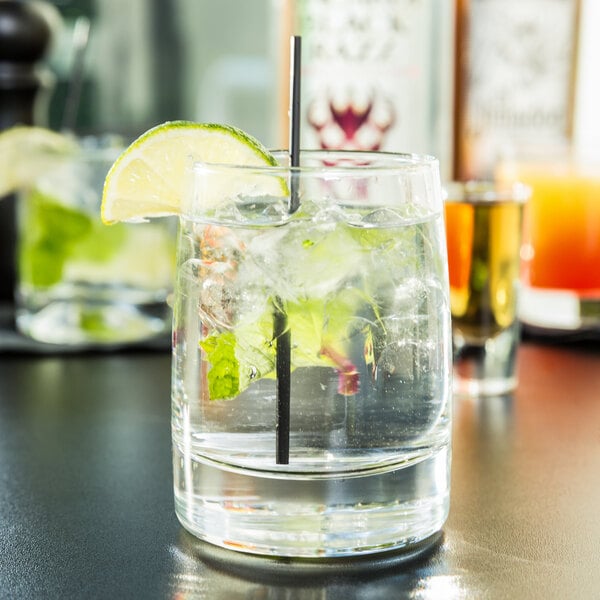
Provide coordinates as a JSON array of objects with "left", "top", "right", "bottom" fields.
[{"left": 61, "top": 16, "right": 90, "bottom": 132}]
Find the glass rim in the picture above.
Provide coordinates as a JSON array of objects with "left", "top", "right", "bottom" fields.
[
  {"left": 35, "top": 134, "right": 125, "bottom": 163},
  {"left": 443, "top": 180, "right": 532, "bottom": 204},
  {"left": 192, "top": 148, "right": 439, "bottom": 175}
]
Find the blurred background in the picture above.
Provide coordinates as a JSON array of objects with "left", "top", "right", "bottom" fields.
[
  {"left": 3, "top": 0, "right": 599, "bottom": 307},
  {"left": 41, "top": 0, "right": 280, "bottom": 145},
  {"left": 6, "top": 0, "right": 600, "bottom": 172}
]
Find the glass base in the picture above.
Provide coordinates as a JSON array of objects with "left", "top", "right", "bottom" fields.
[
  {"left": 173, "top": 444, "right": 450, "bottom": 558},
  {"left": 452, "top": 325, "right": 518, "bottom": 397},
  {"left": 520, "top": 286, "right": 600, "bottom": 332},
  {"left": 180, "top": 529, "right": 443, "bottom": 581},
  {"left": 16, "top": 299, "right": 170, "bottom": 346},
  {"left": 453, "top": 372, "right": 517, "bottom": 397}
]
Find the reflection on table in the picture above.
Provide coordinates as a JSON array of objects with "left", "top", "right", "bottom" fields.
[{"left": 0, "top": 340, "right": 599, "bottom": 598}]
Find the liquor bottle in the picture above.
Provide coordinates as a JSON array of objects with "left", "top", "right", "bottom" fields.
[
  {"left": 453, "top": 0, "right": 581, "bottom": 180},
  {"left": 275, "top": 0, "right": 454, "bottom": 178}
]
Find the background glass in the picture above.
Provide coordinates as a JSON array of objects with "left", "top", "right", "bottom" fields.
[
  {"left": 16, "top": 136, "right": 175, "bottom": 345},
  {"left": 498, "top": 149, "right": 600, "bottom": 333},
  {"left": 172, "top": 150, "right": 452, "bottom": 558},
  {"left": 445, "top": 181, "right": 530, "bottom": 396}
]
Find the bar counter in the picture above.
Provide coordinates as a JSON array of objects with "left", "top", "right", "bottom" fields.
[{"left": 1, "top": 334, "right": 599, "bottom": 598}]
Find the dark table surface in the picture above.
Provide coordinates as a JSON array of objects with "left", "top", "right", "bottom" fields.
[{"left": 1, "top": 328, "right": 600, "bottom": 599}]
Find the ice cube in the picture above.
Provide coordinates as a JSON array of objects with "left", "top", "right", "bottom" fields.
[
  {"left": 374, "top": 337, "right": 445, "bottom": 438},
  {"left": 180, "top": 258, "right": 237, "bottom": 331},
  {"left": 361, "top": 207, "right": 405, "bottom": 226},
  {"left": 212, "top": 195, "right": 290, "bottom": 226}
]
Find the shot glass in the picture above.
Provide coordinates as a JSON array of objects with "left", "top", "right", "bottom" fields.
[
  {"left": 16, "top": 136, "right": 176, "bottom": 346},
  {"left": 172, "top": 150, "right": 453, "bottom": 558},
  {"left": 444, "top": 181, "right": 531, "bottom": 396}
]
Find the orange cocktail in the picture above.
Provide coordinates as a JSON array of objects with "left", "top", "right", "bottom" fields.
[{"left": 515, "top": 164, "right": 600, "bottom": 296}]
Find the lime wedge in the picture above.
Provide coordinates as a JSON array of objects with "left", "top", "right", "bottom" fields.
[
  {"left": 101, "top": 120, "right": 283, "bottom": 224},
  {"left": 0, "top": 126, "right": 77, "bottom": 197}
]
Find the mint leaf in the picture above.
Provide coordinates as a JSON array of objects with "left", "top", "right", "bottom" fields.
[
  {"left": 200, "top": 332, "right": 241, "bottom": 400},
  {"left": 32, "top": 190, "right": 92, "bottom": 241},
  {"left": 235, "top": 309, "right": 277, "bottom": 386},
  {"left": 76, "top": 220, "right": 127, "bottom": 261},
  {"left": 200, "top": 290, "right": 367, "bottom": 400},
  {"left": 20, "top": 239, "right": 66, "bottom": 287},
  {"left": 19, "top": 191, "right": 93, "bottom": 287},
  {"left": 198, "top": 223, "right": 397, "bottom": 401}
]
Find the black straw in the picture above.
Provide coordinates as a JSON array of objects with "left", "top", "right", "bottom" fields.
[
  {"left": 275, "top": 35, "right": 301, "bottom": 465},
  {"left": 61, "top": 16, "right": 90, "bottom": 132},
  {"left": 289, "top": 35, "right": 301, "bottom": 212},
  {"left": 274, "top": 302, "right": 290, "bottom": 464}
]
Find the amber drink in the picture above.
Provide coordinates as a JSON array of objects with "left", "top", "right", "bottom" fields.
[{"left": 445, "top": 182, "right": 530, "bottom": 396}]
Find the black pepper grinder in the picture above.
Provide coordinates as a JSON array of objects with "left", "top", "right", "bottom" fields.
[{"left": 0, "top": 0, "right": 55, "bottom": 304}]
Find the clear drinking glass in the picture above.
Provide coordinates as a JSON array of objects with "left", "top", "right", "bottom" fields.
[
  {"left": 172, "top": 150, "right": 452, "bottom": 558},
  {"left": 444, "top": 181, "right": 530, "bottom": 396},
  {"left": 16, "top": 136, "right": 176, "bottom": 345},
  {"left": 498, "top": 148, "right": 600, "bottom": 333}
]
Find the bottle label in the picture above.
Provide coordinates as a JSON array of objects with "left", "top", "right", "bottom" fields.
[
  {"left": 463, "top": 0, "right": 579, "bottom": 175},
  {"left": 296, "top": 0, "right": 435, "bottom": 153}
]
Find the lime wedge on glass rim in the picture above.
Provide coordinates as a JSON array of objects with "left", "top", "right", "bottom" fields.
[
  {"left": 0, "top": 126, "right": 77, "bottom": 197},
  {"left": 101, "top": 120, "right": 284, "bottom": 223},
  {"left": 101, "top": 120, "right": 311, "bottom": 401}
]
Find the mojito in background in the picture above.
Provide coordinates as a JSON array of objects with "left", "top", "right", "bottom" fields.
[{"left": 16, "top": 136, "right": 175, "bottom": 345}]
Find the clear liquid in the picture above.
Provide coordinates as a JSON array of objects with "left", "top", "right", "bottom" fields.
[{"left": 172, "top": 209, "right": 452, "bottom": 556}]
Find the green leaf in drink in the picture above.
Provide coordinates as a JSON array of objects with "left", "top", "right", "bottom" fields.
[
  {"left": 20, "top": 239, "right": 66, "bottom": 287},
  {"left": 200, "top": 286, "right": 368, "bottom": 401},
  {"left": 20, "top": 190, "right": 128, "bottom": 288},
  {"left": 19, "top": 191, "right": 93, "bottom": 287},
  {"left": 76, "top": 219, "right": 127, "bottom": 262},
  {"left": 33, "top": 193, "right": 92, "bottom": 241},
  {"left": 200, "top": 332, "right": 241, "bottom": 400}
]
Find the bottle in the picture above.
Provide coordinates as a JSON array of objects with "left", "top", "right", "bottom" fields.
[
  {"left": 455, "top": 0, "right": 600, "bottom": 337},
  {"left": 275, "top": 0, "right": 454, "bottom": 178},
  {"left": 452, "top": 0, "right": 582, "bottom": 180},
  {"left": 0, "top": 0, "right": 56, "bottom": 303}
]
